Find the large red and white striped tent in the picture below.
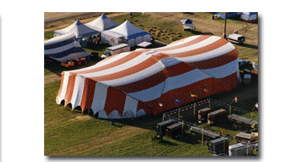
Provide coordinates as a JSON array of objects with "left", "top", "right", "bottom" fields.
[{"left": 56, "top": 35, "right": 241, "bottom": 119}]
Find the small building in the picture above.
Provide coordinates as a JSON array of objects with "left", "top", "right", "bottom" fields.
[
  {"left": 235, "top": 132, "right": 258, "bottom": 144},
  {"left": 190, "top": 126, "right": 220, "bottom": 143}
]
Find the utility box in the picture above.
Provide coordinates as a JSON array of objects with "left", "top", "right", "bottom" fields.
[
  {"left": 228, "top": 114, "right": 258, "bottom": 130},
  {"left": 165, "top": 122, "right": 183, "bottom": 139},
  {"left": 190, "top": 126, "right": 220, "bottom": 143},
  {"left": 208, "top": 137, "right": 229, "bottom": 154}
]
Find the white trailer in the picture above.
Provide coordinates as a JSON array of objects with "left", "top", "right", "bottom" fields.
[
  {"left": 228, "top": 143, "right": 253, "bottom": 156},
  {"left": 101, "top": 43, "right": 130, "bottom": 59},
  {"left": 101, "top": 31, "right": 126, "bottom": 46}
]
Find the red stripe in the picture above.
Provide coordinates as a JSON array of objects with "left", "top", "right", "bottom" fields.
[
  {"left": 188, "top": 49, "right": 238, "bottom": 69},
  {"left": 241, "top": 19, "right": 257, "bottom": 23},
  {"left": 136, "top": 101, "right": 153, "bottom": 116},
  {"left": 71, "top": 49, "right": 150, "bottom": 75},
  {"left": 150, "top": 73, "right": 238, "bottom": 115},
  {"left": 157, "top": 35, "right": 211, "bottom": 51},
  {"left": 166, "top": 62, "right": 195, "bottom": 77},
  {"left": 80, "top": 78, "right": 96, "bottom": 112},
  {"left": 114, "top": 70, "right": 166, "bottom": 93},
  {"left": 64, "top": 74, "right": 76, "bottom": 106},
  {"left": 169, "top": 38, "right": 229, "bottom": 58},
  {"left": 103, "top": 87, "right": 127, "bottom": 116},
  {"left": 89, "top": 56, "right": 159, "bottom": 81}
]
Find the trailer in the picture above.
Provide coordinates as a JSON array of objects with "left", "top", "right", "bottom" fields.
[
  {"left": 190, "top": 126, "right": 220, "bottom": 143},
  {"left": 228, "top": 34, "right": 245, "bottom": 44},
  {"left": 228, "top": 143, "right": 254, "bottom": 156},
  {"left": 208, "top": 137, "right": 229, "bottom": 154},
  {"left": 197, "top": 108, "right": 212, "bottom": 124},
  {"left": 207, "top": 109, "right": 228, "bottom": 125},
  {"left": 165, "top": 122, "right": 183, "bottom": 139},
  {"left": 101, "top": 43, "right": 130, "bottom": 59},
  {"left": 235, "top": 132, "right": 258, "bottom": 144},
  {"left": 228, "top": 114, "right": 258, "bottom": 130},
  {"left": 154, "top": 119, "right": 177, "bottom": 141}
]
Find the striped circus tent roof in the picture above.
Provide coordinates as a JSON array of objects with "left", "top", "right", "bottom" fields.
[
  {"left": 44, "top": 33, "right": 90, "bottom": 62},
  {"left": 56, "top": 35, "right": 241, "bottom": 119}
]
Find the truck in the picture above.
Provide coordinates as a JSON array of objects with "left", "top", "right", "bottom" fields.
[
  {"left": 101, "top": 31, "right": 126, "bottom": 46},
  {"left": 208, "top": 137, "right": 229, "bottom": 154},
  {"left": 197, "top": 107, "right": 212, "bottom": 124},
  {"left": 101, "top": 43, "right": 130, "bottom": 59},
  {"left": 228, "top": 114, "right": 258, "bottom": 130},
  {"left": 207, "top": 109, "right": 228, "bottom": 125},
  {"left": 228, "top": 34, "right": 245, "bottom": 44},
  {"left": 228, "top": 143, "right": 254, "bottom": 156}
]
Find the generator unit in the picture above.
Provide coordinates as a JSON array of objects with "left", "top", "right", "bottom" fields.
[
  {"left": 208, "top": 137, "right": 229, "bottom": 154},
  {"left": 164, "top": 122, "right": 183, "bottom": 139},
  {"left": 155, "top": 119, "right": 176, "bottom": 141},
  {"left": 197, "top": 108, "right": 212, "bottom": 124},
  {"left": 207, "top": 109, "right": 228, "bottom": 125}
]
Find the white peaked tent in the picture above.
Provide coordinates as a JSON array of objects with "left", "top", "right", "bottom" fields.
[
  {"left": 107, "top": 20, "right": 151, "bottom": 47},
  {"left": 54, "top": 20, "right": 97, "bottom": 39},
  {"left": 44, "top": 33, "right": 90, "bottom": 62},
  {"left": 85, "top": 14, "right": 120, "bottom": 32}
]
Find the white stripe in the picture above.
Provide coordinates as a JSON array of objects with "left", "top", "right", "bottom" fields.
[
  {"left": 67, "top": 51, "right": 133, "bottom": 73},
  {"left": 162, "top": 69, "right": 212, "bottom": 94},
  {"left": 70, "top": 75, "right": 85, "bottom": 109},
  {"left": 123, "top": 95, "right": 138, "bottom": 116},
  {"left": 44, "top": 42, "right": 75, "bottom": 55},
  {"left": 161, "top": 36, "right": 221, "bottom": 54},
  {"left": 82, "top": 52, "right": 151, "bottom": 78},
  {"left": 127, "top": 81, "right": 164, "bottom": 102},
  {"left": 59, "top": 72, "right": 70, "bottom": 101},
  {"left": 100, "top": 62, "right": 164, "bottom": 86},
  {"left": 91, "top": 82, "right": 109, "bottom": 115},
  {"left": 201, "top": 59, "right": 239, "bottom": 79},
  {"left": 176, "top": 42, "right": 235, "bottom": 63},
  {"left": 159, "top": 57, "right": 182, "bottom": 68}
]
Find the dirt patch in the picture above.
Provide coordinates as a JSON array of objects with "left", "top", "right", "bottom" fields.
[
  {"left": 44, "top": 73, "right": 61, "bottom": 85},
  {"left": 69, "top": 115, "right": 92, "bottom": 121}
]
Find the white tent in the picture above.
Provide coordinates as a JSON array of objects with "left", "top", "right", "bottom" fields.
[
  {"left": 106, "top": 20, "right": 151, "bottom": 47},
  {"left": 54, "top": 20, "right": 97, "bottom": 39},
  {"left": 44, "top": 33, "right": 90, "bottom": 62},
  {"left": 241, "top": 12, "right": 257, "bottom": 23},
  {"left": 85, "top": 14, "right": 119, "bottom": 32}
]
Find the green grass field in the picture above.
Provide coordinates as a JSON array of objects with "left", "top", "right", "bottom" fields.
[{"left": 44, "top": 12, "right": 258, "bottom": 156}]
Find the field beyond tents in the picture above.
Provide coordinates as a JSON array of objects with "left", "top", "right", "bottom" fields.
[{"left": 44, "top": 12, "right": 258, "bottom": 156}]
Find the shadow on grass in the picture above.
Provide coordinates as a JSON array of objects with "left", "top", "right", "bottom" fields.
[{"left": 239, "top": 43, "right": 258, "bottom": 50}]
